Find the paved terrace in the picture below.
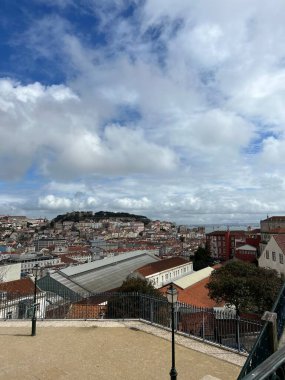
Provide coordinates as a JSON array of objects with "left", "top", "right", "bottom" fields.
[{"left": 0, "top": 320, "right": 245, "bottom": 380}]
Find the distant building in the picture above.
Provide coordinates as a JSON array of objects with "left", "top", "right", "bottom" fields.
[
  {"left": 206, "top": 231, "right": 231, "bottom": 261},
  {"left": 235, "top": 244, "right": 257, "bottom": 263},
  {"left": 34, "top": 238, "right": 67, "bottom": 251},
  {"left": 206, "top": 229, "right": 259, "bottom": 262},
  {"left": 260, "top": 216, "right": 285, "bottom": 254},
  {"left": 259, "top": 234, "right": 285, "bottom": 278},
  {"left": 8, "top": 253, "right": 61, "bottom": 274}
]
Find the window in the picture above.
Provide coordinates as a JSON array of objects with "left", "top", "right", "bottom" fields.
[
  {"left": 272, "top": 252, "right": 276, "bottom": 261},
  {"left": 266, "top": 250, "right": 269, "bottom": 259},
  {"left": 280, "top": 254, "right": 284, "bottom": 264}
]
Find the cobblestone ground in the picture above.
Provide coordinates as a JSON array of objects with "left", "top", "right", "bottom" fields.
[{"left": 0, "top": 321, "right": 243, "bottom": 380}]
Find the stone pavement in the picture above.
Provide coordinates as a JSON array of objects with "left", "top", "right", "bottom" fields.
[{"left": 0, "top": 320, "right": 244, "bottom": 380}]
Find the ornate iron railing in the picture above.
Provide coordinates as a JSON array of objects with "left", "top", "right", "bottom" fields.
[{"left": 238, "top": 282, "right": 285, "bottom": 379}]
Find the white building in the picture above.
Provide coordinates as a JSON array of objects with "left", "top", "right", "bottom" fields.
[
  {"left": 133, "top": 257, "right": 193, "bottom": 288},
  {"left": 259, "top": 234, "right": 285, "bottom": 278}
]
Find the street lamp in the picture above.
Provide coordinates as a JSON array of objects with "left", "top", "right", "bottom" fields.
[
  {"left": 167, "top": 283, "right": 178, "bottom": 380},
  {"left": 31, "top": 263, "right": 40, "bottom": 337}
]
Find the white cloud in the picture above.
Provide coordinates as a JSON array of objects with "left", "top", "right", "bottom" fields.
[
  {"left": 38, "top": 194, "right": 99, "bottom": 210},
  {"left": 2, "top": 0, "right": 285, "bottom": 223},
  {"left": 0, "top": 78, "right": 178, "bottom": 180},
  {"left": 114, "top": 197, "right": 152, "bottom": 210}
]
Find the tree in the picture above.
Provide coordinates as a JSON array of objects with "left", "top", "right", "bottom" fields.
[
  {"left": 193, "top": 246, "right": 213, "bottom": 271},
  {"left": 119, "top": 277, "right": 162, "bottom": 297},
  {"left": 107, "top": 277, "right": 166, "bottom": 320},
  {"left": 206, "top": 261, "right": 282, "bottom": 315}
]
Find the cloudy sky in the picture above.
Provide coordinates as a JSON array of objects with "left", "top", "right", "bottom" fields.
[{"left": 0, "top": 0, "right": 285, "bottom": 224}]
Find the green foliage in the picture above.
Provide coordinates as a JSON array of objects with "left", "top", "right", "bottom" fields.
[
  {"left": 119, "top": 277, "right": 163, "bottom": 297},
  {"left": 207, "top": 261, "right": 283, "bottom": 314},
  {"left": 193, "top": 246, "right": 213, "bottom": 271},
  {"left": 50, "top": 211, "right": 151, "bottom": 225},
  {"left": 107, "top": 278, "right": 165, "bottom": 319}
]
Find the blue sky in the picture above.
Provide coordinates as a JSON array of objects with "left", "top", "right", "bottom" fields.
[{"left": 1, "top": 0, "right": 285, "bottom": 224}]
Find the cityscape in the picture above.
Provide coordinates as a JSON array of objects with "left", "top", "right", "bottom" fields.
[{"left": 1, "top": 0, "right": 285, "bottom": 379}]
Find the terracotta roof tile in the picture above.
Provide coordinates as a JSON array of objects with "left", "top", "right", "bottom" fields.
[
  {"left": 160, "top": 278, "right": 223, "bottom": 308},
  {"left": 136, "top": 257, "right": 189, "bottom": 277},
  {"left": 273, "top": 234, "right": 285, "bottom": 254},
  {"left": 262, "top": 216, "right": 285, "bottom": 221},
  {"left": 0, "top": 277, "right": 39, "bottom": 295}
]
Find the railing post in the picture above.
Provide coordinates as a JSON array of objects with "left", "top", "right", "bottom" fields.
[
  {"left": 150, "top": 299, "right": 154, "bottom": 324},
  {"left": 202, "top": 310, "right": 205, "bottom": 340},
  {"left": 236, "top": 314, "right": 241, "bottom": 352},
  {"left": 262, "top": 311, "right": 278, "bottom": 354}
]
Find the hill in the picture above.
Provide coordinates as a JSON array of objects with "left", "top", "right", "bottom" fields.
[{"left": 50, "top": 211, "right": 151, "bottom": 225}]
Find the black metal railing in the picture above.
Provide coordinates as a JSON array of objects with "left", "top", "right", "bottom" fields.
[
  {"left": 238, "top": 282, "right": 285, "bottom": 379},
  {"left": 241, "top": 344, "right": 285, "bottom": 380},
  {"left": 0, "top": 290, "right": 262, "bottom": 353}
]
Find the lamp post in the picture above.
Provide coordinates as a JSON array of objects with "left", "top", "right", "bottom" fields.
[
  {"left": 31, "top": 263, "right": 40, "bottom": 337},
  {"left": 167, "top": 283, "right": 178, "bottom": 380}
]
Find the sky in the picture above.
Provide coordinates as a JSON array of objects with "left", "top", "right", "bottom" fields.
[{"left": 0, "top": 0, "right": 285, "bottom": 225}]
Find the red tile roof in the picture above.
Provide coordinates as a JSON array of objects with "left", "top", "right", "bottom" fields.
[
  {"left": 136, "top": 257, "right": 189, "bottom": 276},
  {"left": 60, "top": 254, "right": 79, "bottom": 264},
  {"left": 273, "top": 234, "right": 285, "bottom": 254},
  {"left": 262, "top": 216, "right": 285, "bottom": 222},
  {"left": 160, "top": 278, "right": 223, "bottom": 308},
  {"left": 267, "top": 228, "right": 285, "bottom": 234},
  {"left": 68, "top": 246, "right": 91, "bottom": 253},
  {"left": 0, "top": 278, "right": 40, "bottom": 295},
  {"left": 206, "top": 230, "right": 229, "bottom": 236}
]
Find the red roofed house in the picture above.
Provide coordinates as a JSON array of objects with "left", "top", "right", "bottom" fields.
[
  {"left": 235, "top": 244, "right": 258, "bottom": 263},
  {"left": 160, "top": 277, "right": 222, "bottom": 309},
  {"left": 132, "top": 257, "right": 193, "bottom": 288},
  {"left": 259, "top": 234, "right": 285, "bottom": 278},
  {"left": 0, "top": 277, "right": 46, "bottom": 320}
]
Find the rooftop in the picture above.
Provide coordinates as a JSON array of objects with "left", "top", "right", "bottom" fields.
[
  {"left": 173, "top": 267, "right": 214, "bottom": 289},
  {"left": 0, "top": 277, "right": 39, "bottom": 295},
  {"left": 273, "top": 234, "right": 285, "bottom": 253},
  {"left": 136, "top": 257, "right": 188, "bottom": 277},
  {"left": 0, "top": 320, "right": 243, "bottom": 380},
  {"left": 39, "top": 250, "right": 160, "bottom": 293}
]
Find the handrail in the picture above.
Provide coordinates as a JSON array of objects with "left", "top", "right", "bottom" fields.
[
  {"left": 237, "top": 282, "right": 285, "bottom": 379},
  {"left": 241, "top": 344, "right": 285, "bottom": 380}
]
